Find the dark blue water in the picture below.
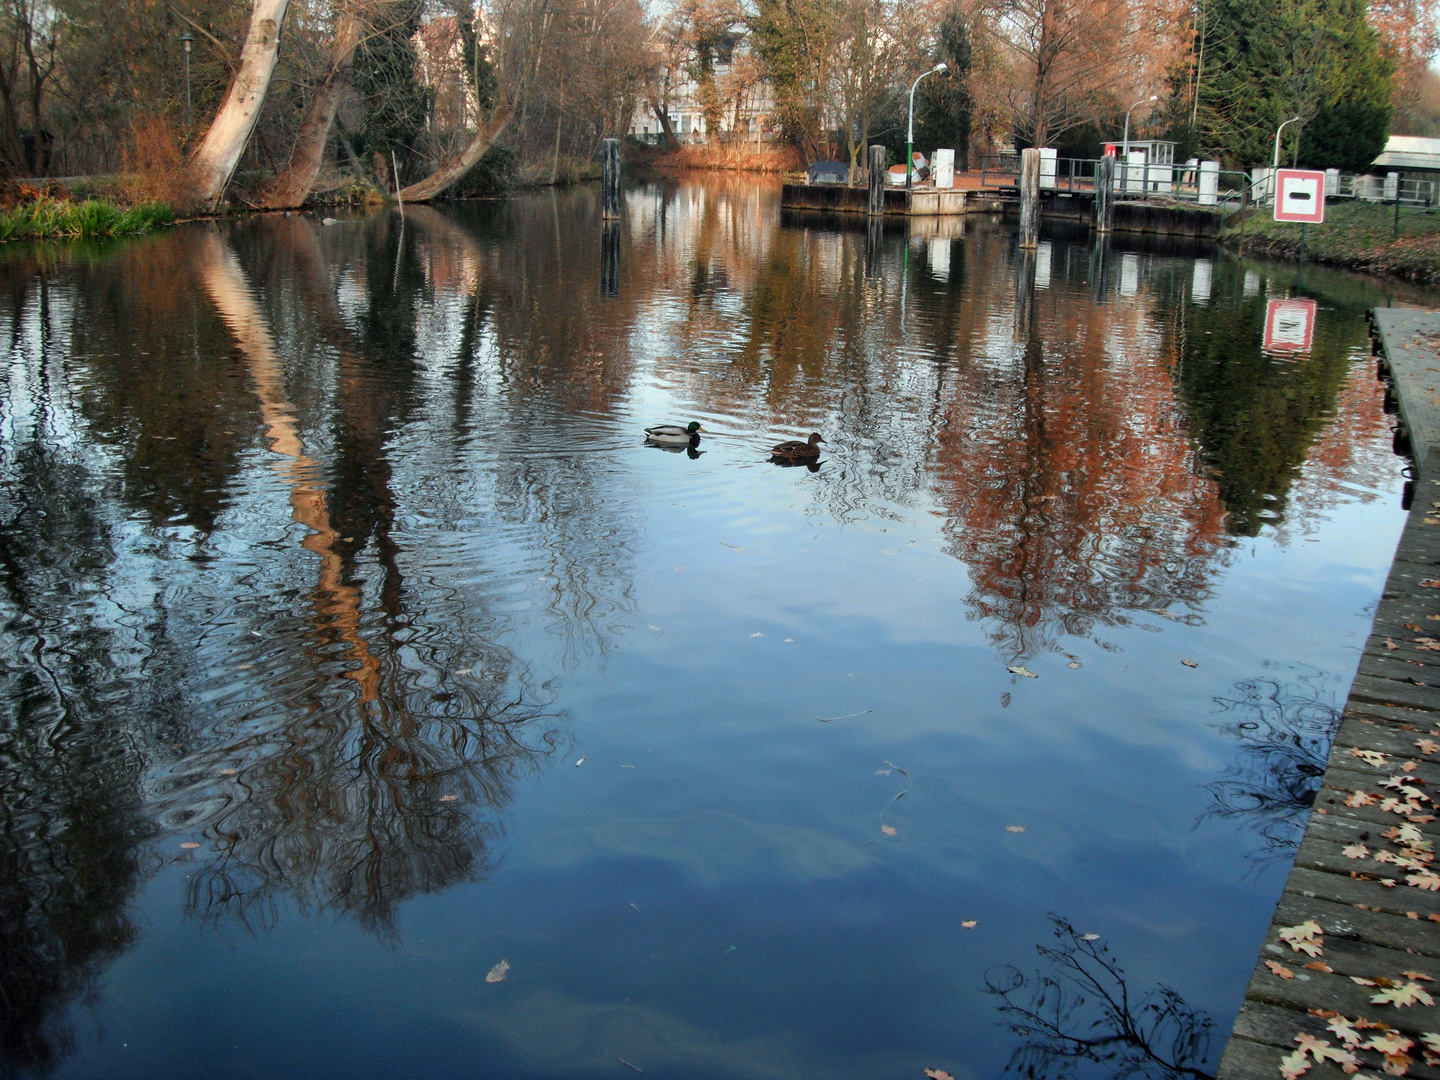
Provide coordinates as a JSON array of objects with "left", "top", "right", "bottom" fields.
[{"left": 0, "top": 176, "right": 1425, "bottom": 1079}]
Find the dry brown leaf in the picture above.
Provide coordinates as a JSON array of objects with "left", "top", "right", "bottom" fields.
[
  {"left": 1267, "top": 961, "right": 1296, "bottom": 979},
  {"left": 1348, "top": 791, "right": 1381, "bottom": 807},
  {"left": 1402, "top": 971, "right": 1435, "bottom": 981},
  {"left": 1181, "top": 659, "right": 1198, "bottom": 667},
  {"left": 1344, "top": 844, "right": 1371, "bottom": 859},
  {"left": 1403, "top": 761, "right": 1421, "bottom": 773},
  {"left": 1352, "top": 749, "right": 1389, "bottom": 767},
  {"left": 1418, "top": 739, "right": 1440, "bottom": 755},
  {"left": 1371, "top": 981, "right": 1435, "bottom": 1007},
  {"left": 179, "top": 842, "right": 200, "bottom": 849},
  {"left": 924, "top": 1071, "right": 956, "bottom": 1080},
  {"left": 1280, "top": 1048, "right": 1311, "bottom": 1080},
  {"left": 1387, "top": 638, "right": 1401, "bottom": 650},
  {"left": 439, "top": 794, "right": 458, "bottom": 802},
  {"left": 1279, "top": 920, "right": 1324, "bottom": 956},
  {"left": 1306, "top": 962, "right": 1334, "bottom": 972}
]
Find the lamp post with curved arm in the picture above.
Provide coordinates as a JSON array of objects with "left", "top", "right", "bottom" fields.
[
  {"left": 1120, "top": 94, "right": 1157, "bottom": 192},
  {"left": 906, "top": 62, "right": 947, "bottom": 190}
]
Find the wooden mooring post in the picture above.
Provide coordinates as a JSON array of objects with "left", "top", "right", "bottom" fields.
[
  {"left": 601, "top": 138, "right": 621, "bottom": 220},
  {"left": 868, "top": 145, "right": 886, "bottom": 217},
  {"left": 1019, "top": 147, "right": 1040, "bottom": 249},
  {"left": 1094, "top": 154, "right": 1114, "bottom": 233}
]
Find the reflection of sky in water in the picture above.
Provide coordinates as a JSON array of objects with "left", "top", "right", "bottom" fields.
[{"left": 0, "top": 178, "right": 1428, "bottom": 1079}]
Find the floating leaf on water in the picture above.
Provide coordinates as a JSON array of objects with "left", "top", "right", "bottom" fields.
[
  {"left": 1068, "top": 661, "right": 1082, "bottom": 669},
  {"left": 485, "top": 959, "right": 510, "bottom": 983},
  {"left": 817, "top": 709, "right": 873, "bottom": 723},
  {"left": 961, "top": 920, "right": 977, "bottom": 929},
  {"left": 1181, "top": 659, "right": 1198, "bottom": 668},
  {"left": 784, "top": 638, "right": 795, "bottom": 643},
  {"left": 1007, "top": 665, "right": 1037, "bottom": 678},
  {"left": 876, "top": 769, "right": 893, "bottom": 776},
  {"left": 439, "top": 795, "right": 457, "bottom": 802},
  {"left": 881, "top": 824, "right": 897, "bottom": 836},
  {"left": 621, "top": 764, "right": 634, "bottom": 769},
  {"left": 575, "top": 758, "right": 585, "bottom": 767},
  {"left": 618, "top": 1058, "right": 643, "bottom": 1073},
  {"left": 924, "top": 1071, "right": 956, "bottom": 1080},
  {"left": 218, "top": 768, "right": 237, "bottom": 776},
  {"left": 179, "top": 842, "right": 200, "bottom": 849},
  {"left": 455, "top": 668, "right": 472, "bottom": 675},
  {"left": 1082, "top": 933, "right": 1100, "bottom": 941},
  {"left": 750, "top": 632, "right": 764, "bottom": 638},
  {"left": 648, "top": 625, "right": 663, "bottom": 633},
  {"left": 630, "top": 903, "right": 641, "bottom": 912}
]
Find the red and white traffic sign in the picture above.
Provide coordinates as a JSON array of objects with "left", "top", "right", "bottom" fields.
[
  {"left": 1274, "top": 168, "right": 1326, "bottom": 223},
  {"left": 1264, "top": 298, "right": 1317, "bottom": 353}
]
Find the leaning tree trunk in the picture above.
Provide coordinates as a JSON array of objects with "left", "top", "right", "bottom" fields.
[
  {"left": 396, "top": 106, "right": 514, "bottom": 203},
  {"left": 187, "top": 0, "right": 292, "bottom": 209},
  {"left": 651, "top": 100, "right": 680, "bottom": 150},
  {"left": 260, "top": 4, "right": 364, "bottom": 209}
]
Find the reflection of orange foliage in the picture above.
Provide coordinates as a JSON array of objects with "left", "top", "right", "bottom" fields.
[
  {"left": 1289, "top": 362, "right": 1398, "bottom": 519},
  {"left": 929, "top": 252, "right": 1230, "bottom": 660}
]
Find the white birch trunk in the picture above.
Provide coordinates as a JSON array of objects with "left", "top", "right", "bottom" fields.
[{"left": 187, "top": 0, "right": 292, "bottom": 209}]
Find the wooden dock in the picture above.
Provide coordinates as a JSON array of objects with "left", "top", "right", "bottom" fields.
[{"left": 1217, "top": 309, "right": 1440, "bottom": 1080}]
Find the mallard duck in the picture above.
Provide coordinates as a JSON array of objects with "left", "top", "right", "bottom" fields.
[
  {"left": 645, "top": 422, "right": 706, "bottom": 446},
  {"left": 769, "top": 432, "right": 824, "bottom": 461}
]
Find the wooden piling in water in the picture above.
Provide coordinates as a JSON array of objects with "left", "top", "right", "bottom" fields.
[
  {"left": 601, "top": 138, "right": 621, "bottom": 220},
  {"left": 868, "top": 145, "right": 886, "bottom": 217},
  {"left": 1094, "top": 155, "right": 1114, "bottom": 234},
  {"left": 1019, "top": 148, "right": 1040, "bottom": 249}
]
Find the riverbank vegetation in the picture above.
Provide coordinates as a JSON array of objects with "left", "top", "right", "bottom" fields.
[
  {"left": 0, "top": 190, "right": 173, "bottom": 241},
  {"left": 0, "top": 0, "right": 1430, "bottom": 210},
  {"left": 1223, "top": 202, "right": 1440, "bottom": 283}
]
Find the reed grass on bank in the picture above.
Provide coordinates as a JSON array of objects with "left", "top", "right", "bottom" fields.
[{"left": 0, "top": 196, "right": 174, "bottom": 241}]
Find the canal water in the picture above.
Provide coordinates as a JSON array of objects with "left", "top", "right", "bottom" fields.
[{"left": 0, "top": 175, "right": 1430, "bottom": 1079}]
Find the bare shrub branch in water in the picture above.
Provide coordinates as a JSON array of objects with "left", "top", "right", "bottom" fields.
[
  {"left": 1204, "top": 671, "right": 1338, "bottom": 859},
  {"left": 986, "top": 916, "right": 1214, "bottom": 1080}
]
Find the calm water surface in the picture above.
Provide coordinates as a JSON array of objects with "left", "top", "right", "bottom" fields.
[{"left": 0, "top": 176, "right": 1431, "bottom": 1079}]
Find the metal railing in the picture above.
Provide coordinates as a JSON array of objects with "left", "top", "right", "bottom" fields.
[{"left": 977, "top": 155, "right": 1252, "bottom": 211}]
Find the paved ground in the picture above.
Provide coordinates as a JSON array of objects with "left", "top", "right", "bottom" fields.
[{"left": 1216, "top": 308, "right": 1440, "bottom": 1080}]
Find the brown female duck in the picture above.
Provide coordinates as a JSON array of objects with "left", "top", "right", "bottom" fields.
[{"left": 769, "top": 432, "right": 824, "bottom": 462}]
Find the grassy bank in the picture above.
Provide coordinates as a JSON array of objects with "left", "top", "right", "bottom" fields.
[
  {"left": 1222, "top": 200, "right": 1440, "bottom": 283},
  {"left": 0, "top": 195, "right": 173, "bottom": 241}
]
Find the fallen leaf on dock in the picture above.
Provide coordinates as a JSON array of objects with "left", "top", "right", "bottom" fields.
[
  {"left": 1403, "top": 760, "right": 1421, "bottom": 773},
  {"left": 1387, "top": 638, "right": 1401, "bottom": 650},
  {"left": 1418, "top": 739, "right": 1440, "bottom": 755},
  {"left": 1305, "top": 962, "right": 1334, "bottom": 972},
  {"left": 1347, "top": 791, "right": 1380, "bottom": 807},
  {"left": 1371, "top": 981, "right": 1434, "bottom": 1007},
  {"left": 1351, "top": 749, "right": 1389, "bottom": 767},
  {"left": 1279, "top": 920, "right": 1324, "bottom": 956},
  {"left": 1267, "top": 961, "right": 1296, "bottom": 979},
  {"left": 1352, "top": 977, "right": 1379, "bottom": 987},
  {"left": 1344, "top": 844, "right": 1370, "bottom": 859},
  {"left": 1402, "top": 971, "right": 1434, "bottom": 981},
  {"left": 486, "top": 959, "right": 510, "bottom": 983}
]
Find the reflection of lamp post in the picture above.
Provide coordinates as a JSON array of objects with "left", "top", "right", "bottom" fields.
[
  {"left": 179, "top": 32, "right": 195, "bottom": 126},
  {"left": 906, "top": 62, "right": 946, "bottom": 190},
  {"left": 1120, "top": 94, "right": 1157, "bottom": 190}
]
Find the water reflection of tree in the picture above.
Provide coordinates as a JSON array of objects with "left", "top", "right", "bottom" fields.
[
  {"left": 160, "top": 225, "right": 569, "bottom": 936},
  {"left": 986, "top": 917, "right": 1215, "bottom": 1080},
  {"left": 1164, "top": 266, "right": 1371, "bottom": 537},
  {"left": 0, "top": 320, "right": 158, "bottom": 1071},
  {"left": 1204, "top": 671, "right": 1338, "bottom": 859}
]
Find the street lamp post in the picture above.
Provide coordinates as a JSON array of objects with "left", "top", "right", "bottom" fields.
[
  {"left": 1271, "top": 115, "right": 1301, "bottom": 206},
  {"left": 906, "top": 62, "right": 947, "bottom": 190},
  {"left": 1120, "top": 94, "right": 1157, "bottom": 192},
  {"left": 179, "top": 32, "right": 195, "bottom": 127}
]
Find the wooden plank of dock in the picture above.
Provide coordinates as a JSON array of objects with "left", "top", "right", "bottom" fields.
[{"left": 1216, "top": 309, "right": 1440, "bottom": 1080}]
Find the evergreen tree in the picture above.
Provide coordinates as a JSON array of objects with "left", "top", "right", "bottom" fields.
[
  {"left": 1187, "top": 0, "right": 1393, "bottom": 167},
  {"left": 911, "top": 10, "right": 973, "bottom": 159}
]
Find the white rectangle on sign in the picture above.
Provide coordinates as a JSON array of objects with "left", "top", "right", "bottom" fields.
[
  {"left": 1264, "top": 298, "right": 1317, "bottom": 353},
  {"left": 1274, "top": 169, "right": 1326, "bottom": 223}
]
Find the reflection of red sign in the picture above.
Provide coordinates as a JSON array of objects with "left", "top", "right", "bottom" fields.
[
  {"left": 1274, "top": 168, "right": 1327, "bottom": 223},
  {"left": 1264, "top": 298, "right": 1317, "bottom": 352}
]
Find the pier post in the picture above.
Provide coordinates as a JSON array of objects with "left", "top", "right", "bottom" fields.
[
  {"left": 868, "top": 145, "right": 886, "bottom": 217},
  {"left": 1019, "top": 148, "right": 1040, "bottom": 249},
  {"left": 600, "top": 222, "right": 620, "bottom": 297},
  {"left": 601, "top": 138, "right": 621, "bottom": 220},
  {"left": 1094, "top": 155, "right": 1114, "bottom": 234}
]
